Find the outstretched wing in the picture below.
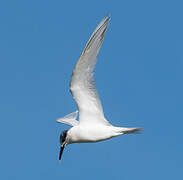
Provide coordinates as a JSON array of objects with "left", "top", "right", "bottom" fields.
[
  {"left": 56, "top": 110, "right": 79, "bottom": 126},
  {"left": 70, "top": 15, "right": 111, "bottom": 125}
]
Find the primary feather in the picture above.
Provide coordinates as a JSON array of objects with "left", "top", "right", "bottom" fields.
[{"left": 70, "top": 15, "right": 111, "bottom": 125}]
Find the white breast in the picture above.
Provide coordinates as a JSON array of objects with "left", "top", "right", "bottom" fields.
[{"left": 67, "top": 124, "right": 120, "bottom": 144}]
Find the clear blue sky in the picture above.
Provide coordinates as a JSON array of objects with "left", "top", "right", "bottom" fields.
[{"left": 0, "top": 0, "right": 183, "bottom": 179}]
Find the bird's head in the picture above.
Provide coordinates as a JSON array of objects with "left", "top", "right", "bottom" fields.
[{"left": 59, "top": 130, "right": 68, "bottom": 162}]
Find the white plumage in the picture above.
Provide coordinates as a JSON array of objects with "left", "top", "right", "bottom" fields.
[{"left": 57, "top": 15, "right": 143, "bottom": 162}]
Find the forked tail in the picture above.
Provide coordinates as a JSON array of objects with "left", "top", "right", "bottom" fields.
[{"left": 122, "top": 127, "right": 144, "bottom": 134}]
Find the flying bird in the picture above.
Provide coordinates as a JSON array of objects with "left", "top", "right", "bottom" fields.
[{"left": 57, "top": 14, "right": 143, "bottom": 162}]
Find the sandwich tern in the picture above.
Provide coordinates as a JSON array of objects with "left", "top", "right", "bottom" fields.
[{"left": 57, "top": 14, "right": 143, "bottom": 162}]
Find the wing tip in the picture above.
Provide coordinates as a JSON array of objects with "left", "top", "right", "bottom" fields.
[
  {"left": 56, "top": 118, "right": 62, "bottom": 123},
  {"left": 81, "top": 14, "right": 111, "bottom": 55},
  {"left": 99, "top": 14, "right": 111, "bottom": 29},
  {"left": 104, "top": 13, "right": 111, "bottom": 22}
]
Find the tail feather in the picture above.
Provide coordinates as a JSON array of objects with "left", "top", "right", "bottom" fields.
[{"left": 122, "top": 128, "right": 144, "bottom": 134}]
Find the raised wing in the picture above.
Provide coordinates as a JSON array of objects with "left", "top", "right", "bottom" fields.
[
  {"left": 56, "top": 110, "right": 79, "bottom": 126},
  {"left": 70, "top": 15, "right": 111, "bottom": 125}
]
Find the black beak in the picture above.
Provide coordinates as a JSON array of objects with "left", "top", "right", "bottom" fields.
[{"left": 59, "top": 145, "right": 65, "bottom": 162}]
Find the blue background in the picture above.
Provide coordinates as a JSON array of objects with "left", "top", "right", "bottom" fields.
[{"left": 0, "top": 0, "right": 182, "bottom": 179}]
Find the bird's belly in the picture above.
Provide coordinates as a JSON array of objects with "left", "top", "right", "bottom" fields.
[{"left": 69, "top": 125, "right": 116, "bottom": 143}]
